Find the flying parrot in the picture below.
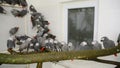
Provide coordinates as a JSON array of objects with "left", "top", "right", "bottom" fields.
[
  {"left": 9, "top": 27, "right": 19, "bottom": 36},
  {"left": 29, "top": 5, "right": 37, "bottom": 13}
]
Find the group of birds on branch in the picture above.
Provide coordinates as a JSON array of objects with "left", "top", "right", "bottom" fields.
[
  {"left": 2, "top": 2, "right": 120, "bottom": 55},
  {"left": 7, "top": 26, "right": 120, "bottom": 54}
]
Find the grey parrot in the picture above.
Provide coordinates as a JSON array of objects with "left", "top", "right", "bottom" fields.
[
  {"left": 11, "top": 9, "right": 28, "bottom": 17},
  {"left": 117, "top": 34, "right": 120, "bottom": 45},
  {"left": 44, "top": 38, "right": 54, "bottom": 51},
  {"left": 17, "top": 9, "right": 28, "bottom": 17},
  {"left": 19, "top": 38, "right": 32, "bottom": 53},
  {"left": 61, "top": 41, "right": 68, "bottom": 52},
  {"left": 92, "top": 41, "right": 102, "bottom": 50},
  {"left": 53, "top": 40, "right": 62, "bottom": 52},
  {"left": 15, "top": 35, "right": 30, "bottom": 45},
  {"left": 101, "top": 37, "right": 115, "bottom": 49},
  {"left": 79, "top": 41, "right": 93, "bottom": 50},
  {"left": 29, "top": 5, "right": 37, "bottom": 13},
  {"left": 33, "top": 42, "right": 41, "bottom": 52},
  {"left": 68, "top": 42, "right": 74, "bottom": 51},
  {"left": 11, "top": 9, "right": 20, "bottom": 17},
  {"left": 9, "top": 27, "right": 19, "bottom": 36},
  {"left": 0, "top": 6, "right": 7, "bottom": 14},
  {"left": 101, "top": 36, "right": 117, "bottom": 56},
  {"left": 31, "top": 12, "right": 44, "bottom": 28},
  {"left": 7, "top": 36, "right": 15, "bottom": 49},
  {"left": 19, "top": 0, "right": 28, "bottom": 7}
]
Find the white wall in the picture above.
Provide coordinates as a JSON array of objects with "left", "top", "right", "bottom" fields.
[{"left": 97, "top": 0, "right": 120, "bottom": 45}]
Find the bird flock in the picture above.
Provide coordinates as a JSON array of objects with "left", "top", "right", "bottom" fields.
[{"left": 0, "top": 2, "right": 119, "bottom": 54}]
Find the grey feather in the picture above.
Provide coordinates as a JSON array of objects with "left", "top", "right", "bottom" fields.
[
  {"left": 92, "top": 41, "right": 102, "bottom": 50},
  {"left": 101, "top": 37, "right": 115, "bottom": 49}
]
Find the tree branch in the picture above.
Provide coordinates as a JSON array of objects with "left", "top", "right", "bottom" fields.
[{"left": 0, "top": 45, "right": 120, "bottom": 64}]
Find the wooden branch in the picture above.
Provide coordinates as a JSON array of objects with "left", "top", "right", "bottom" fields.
[{"left": 0, "top": 45, "right": 120, "bottom": 64}]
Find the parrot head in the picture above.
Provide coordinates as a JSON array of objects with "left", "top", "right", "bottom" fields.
[
  {"left": 101, "top": 37, "right": 109, "bottom": 42},
  {"left": 80, "top": 41, "right": 87, "bottom": 46}
]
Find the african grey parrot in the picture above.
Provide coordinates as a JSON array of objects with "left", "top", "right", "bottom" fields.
[
  {"left": 117, "top": 34, "right": 120, "bottom": 45},
  {"left": 61, "top": 41, "right": 68, "bottom": 52},
  {"left": 101, "top": 37, "right": 115, "bottom": 49},
  {"left": 17, "top": 9, "right": 28, "bottom": 17},
  {"left": 11, "top": 9, "right": 28, "bottom": 17},
  {"left": 53, "top": 40, "right": 62, "bottom": 52},
  {"left": 31, "top": 12, "right": 44, "bottom": 28},
  {"left": 29, "top": 5, "right": 37, "bottom": 13},
  {"left": 9, "top": 27, "right": 19, "bottom": 36},
  {"left": 7, "top": 36, "right": 16, "bottom": 49},
  {"left": 79, "top": 41, "right": 93, "bottom": 50},
  {"left": 68, "top": 42, "right": 74, "bottom": 51},
  {"left": 33, "top": 42, "right": 41, "bottom": 52},
  {"left": 19, "top": 38, "right": 31, "bottom": 53},
  {"left": 101, "top": 37, "right": 117, "bottom": 57},
  {"left": 44, "top": 38, "right": 56, "bottom": 51},
  {"left": 19, "top": 0, "right": 28, "bottom": 7},
  {"left": 11, "top": 9, "right": 20, "bottom": 17},
  {"left": 0, "top": 6, "right": 7, "bottom": 14},
  {"left": 92, "top": 40, "right": 102, "bottom": 50}
]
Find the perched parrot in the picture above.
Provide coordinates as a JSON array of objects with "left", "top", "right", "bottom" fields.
[
  {"left": 15, "top": 35, "right": 30, "bottom": 44},
  {"left": 33, "top": 42, "right": 41, "bottom": 52},
  {"left": 92, "top": 40, "right": 102, "bottom": 50},
  {"left": 101, "top": 37, "right": 115, "bottom": 49},
  {"left": 79, "top": 41, "right": 93, "bottom": 50},
  {"left": 19, "top": 38, "right": 32, "bottom": 53},
  {"left": 101, "top": 36, "right": 117, "bottom": 56},
  {"left": 9, "top": 27, "right": 19, "bottom": 35},
  {"left": 61, "top": 41, "right": 68, "bottom": 52},
  {"left": 7, "top": 36, "right": 15, "bottom": 49},
  {"left": 53, "top": 40, "right": 61, "bottom": 52},
  {"left": 68, "top": 42, "right": 74, "bottom": 51}
]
